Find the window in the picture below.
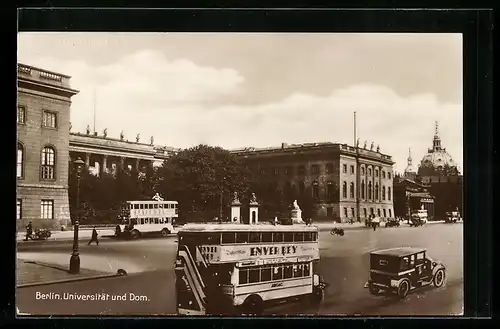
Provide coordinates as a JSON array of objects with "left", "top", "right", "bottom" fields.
[
  {"left": 311, "top": 165, "right": 319, "bottom": 174},
  {"left": 368, "top": 168, "right": 372, "bottom": 176},
  {"left": 350, "top": 165, "right": 355, "bottom": 174},
  {"left": 375, "top": 183, "right": 379, "bottom": 200},
  {"left": 361, "top": 166, "right": 365, "bottom": 175},
  {"left": 388, "top": 187, "right": 392, "bottom": 201},
  {"left": 239, "top": 269, "right": 249, "bottom": 284},
  {"left": 272, "top": 266, "right": 283, "bottom": 281},
  {"left": 377, "top": 209, "right": 381, "bottom": 217},
  {"left": 249, "top": 267, "right": 260, "bottom": 283},
  {"left": 17, "top": 143, "right": 24, "bottom": 178},
  {"left": 416, "top": 252, "right": 425, "bottom": 263},
  {"left": 342, "top": 182, "right": 347, "bottom": 198},
  {"left": 262, "top": 232, "right": 272, "bottom": 243},
  {"left": 273, "top": 232, "right": 283, "bottom": 243},
  {"left": 312, "top": 181, "right": 319, "bottom": 199},
  {"left": 361, "top": 181, "right": 365, "bottom": 199},
  {"left": 261, "top": 267, "right": 272, "bottom": 282},
  {"left": 283, "top": 265, "right": 293, "bottom": 279},
  {"left": 401, "top": 257, "right": 410, "bottom": 270},
  {"left": 41, "top": 146, "right": 56, "bottom": 179},
  {"left": 363, "top": 208, "right": 367, "bottom": 218},
  {"left": 250, "top": 232, "right": 261, "bottom": 243},
  {"left": 327, "top": 181, "right": 334, "bottom": 198},
  {"left": 325, "top": 163, "right": 333, "bottom": 174},
  {"left": 294, "top": 232, "right": 304, "bottom": 242},
  {"left": 382, "top": 171, "right": 386, "bottom": 179},
  {"left": 17, "top": 106, "right": 26, "bottom": 124},
  {"left": 388, "top": 172, "right": 392, "bottom": 179},
  {"left": 383, "top": 209, "right": 387, "bottom": 217},
  {"left": 17, "top": 199, "right": 22, "bottom": 220},
  {"left": 350, "top": 182, "right": 355, "bottom": 198},
  {"left": 389, "top": 209, "right": 392, "bottom": 217},
  {"left": 368, "top": 182, "right": 372, "bottom": 199},
  {"left": 298, "top": 165, "right": 306, "bottom": 175},
  {"left": 236, "top": 232, "right": 249, "bottom": 243},
  {"left": 41, "top": 200, "right": 54, "bottom": 219},
  {"left": 375, "top": 169, "right": 379, "bottom": 177},
  {"left": 42, "top": 110, "right": 57, "bottom": 128},
  {"left": 284, "top": 232, "right": 294, "bottom": 242},
  {"left": 222, "top": 233, "right": 237, "bottom": 244},
  {"left": 382, "top": 186, "right": 386, "bottom": 200},
  {"left": 343, "top": 164, "right": 347, "bottom": 173},
  {"left": 344, "top": 207, "right": 348, "bottom": 218},
  {"left": 351, "top": 208, "right": 355, "bottom": 218}
]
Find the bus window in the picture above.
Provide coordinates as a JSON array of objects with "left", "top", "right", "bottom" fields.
[
  {"left": 167, "top": 204, "right": 171, "bottom": 209},
  {"left": 303, "top": 263, "right": 311, "bottom": 276},
  {"left": 249, "top": 267, "right": 260, "bottom": 283},
  {"left": 284, "top": 265, "right": 293, "bottom": 279},
  {"left": 236, "top": 233, "right": 249, "bottom": 244},
  {"left": 222, "top": 233, "right": 236, "bottom": 244},
  {"left": 239, "top": 269, "right": 249, "bottom": 284},
  {"left": 284, "top": 232, "right": 294, "bottom": 243},
  {"left": 272, "top": 266, "right": 283, "bottom": 280},
  {"left": 294, "top": 232, "right": 304, "bottom": 242},
  {"left": 249, "top": 232, "right": 261, "bottom": 243},
  {"left": 139, "top": 204, "right": 143, "bottom": 209},
  {"left": 206, "top": 234, "right": 221, "bottom": 245},
  {"left": 155, "top": 218, "right": 159, "bottom": 224},
  {"left": 304, "top": 232, "right": 312, "bottom": 241},
  {"left": 261, "top": 232, "right": 272, "bottom": 243},
  {"left": 159, "top": 204, "right": 163, "bottom": 209},
  {"left": 261, "top": 266, "right": 272, "bottom": 282},
  {"left": 312, "top": 232, "right": 317, "bottom": 241},
  {"left": 154, "top": 204, "right": 158, "bottom": 209},
  {"left": 293, "top": 264, "right": 303, "bottom": 278},
  {"left": 273, "top": 232, "right": 283, "bottom": 243}
]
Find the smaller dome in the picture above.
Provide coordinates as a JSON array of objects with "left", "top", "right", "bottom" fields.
[{"left": 404, "top": 164, "right": 417, "bottom": 174}]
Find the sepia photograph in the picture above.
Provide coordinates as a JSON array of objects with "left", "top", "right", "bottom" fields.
[{"left": 16, "top": 32, "right": 463, "bottom": 316}]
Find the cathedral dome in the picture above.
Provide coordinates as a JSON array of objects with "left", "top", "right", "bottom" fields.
[
  {"left": 418, "top": 121, "right": 459, "bottom": 175},
  {"left": 404, "top": 148, "right": 417, "bottom": 175}
]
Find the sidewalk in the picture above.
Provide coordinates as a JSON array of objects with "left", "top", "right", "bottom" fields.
[
  {"left": 17, "top": 258, "right": 116, "bottom": 287},
  {"left": 314, "top": 220, "right": 447, "bottom": 231},
  {"left": 17, "top": 229, "right": 116, "bottom": 243}
]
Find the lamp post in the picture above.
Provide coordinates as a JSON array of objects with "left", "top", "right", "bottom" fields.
[{"left": 69, "top": 157, "right": 85, "bottom": 274}]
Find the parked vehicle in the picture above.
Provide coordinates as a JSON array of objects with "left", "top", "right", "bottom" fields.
[
  {"left": 365, "top": 247, "right": 446, "bottom": 298},
  {"left": 385, "top": 218, "right": 400, "bottom": 228},
  {"left": 31, "top": 228, "right": 52, "bottom": 240},
  {"left": 330, "top": 228, "right": 345, "bottom": 236},
  {"left": 445, "top": 211, "right": 461, "bottom": 223},
  {"left": 410, "top": 209, "right": 428, "bottom": 227}
]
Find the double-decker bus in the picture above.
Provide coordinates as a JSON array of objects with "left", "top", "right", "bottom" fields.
[
  {"left": 115, "top": 196, "right": 179, "bottom": 239},
  {"left": 174, "top": 223, "right": 327, "bottom": 315}
]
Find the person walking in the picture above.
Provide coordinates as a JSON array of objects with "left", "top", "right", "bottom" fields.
[
  {"left": 88, "top": 227, "right": 99, "bottom": 245},
  {"left": 372, "top": 215, "right": 380, "bottom": 231},
  {"left": 24, "top": 221, "right": 33, "bottom": 241}
]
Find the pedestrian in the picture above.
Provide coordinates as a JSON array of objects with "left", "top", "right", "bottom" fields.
[
  {"left": 372, "top": 215, "right": 379, "bottom": 231},
  {"left": 24, "top": 221, "right": 33, "bottom": 241},
  {"left": 88, "top": 227, "right": 99, "bottom": 245}
]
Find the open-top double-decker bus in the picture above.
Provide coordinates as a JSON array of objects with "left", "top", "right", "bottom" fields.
[{"left": 174, "top": 222, "right": 327, "bottom": 315}]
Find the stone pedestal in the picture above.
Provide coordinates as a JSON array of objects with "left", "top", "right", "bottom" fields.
[
  {"left": 231, "top": 201, "right": 241, "bottom": 223},
  {"left": 249, "top": 202, "right": 259, "bottom": 225},
  {"left": 290, "top": 200, "right": 304, "bottom": 224}
]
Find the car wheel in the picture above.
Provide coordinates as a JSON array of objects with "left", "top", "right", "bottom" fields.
[
  {"left": 161, "top": 228, "right": 170, "bottom": 237},
  {"left": 242, "top": 295, "right": 264, "bottom": 315},
  {"left": 397, "top": 279, "right": 410, "bottom": 299},
  {"left": 433, "top": 269, "right": 446, "bottom": 288},
  {"left": 368, "top": 283, "right": 379, "bottom": 295},
  {"left": 130, "top": 229, "right": 140, "bottom": 239}
]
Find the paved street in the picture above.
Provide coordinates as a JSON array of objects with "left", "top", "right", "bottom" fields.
[{"left": 17, "top": 223, "right": 463, "bottom": 316}]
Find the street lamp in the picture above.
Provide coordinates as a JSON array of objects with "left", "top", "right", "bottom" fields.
[{"left": 69, "top": 157, "right": 85, "bottom": 274}]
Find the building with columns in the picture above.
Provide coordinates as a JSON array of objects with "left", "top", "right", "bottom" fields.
[
  {"left": 17, "top": 64, "right": 79, "bottom": 230},
  {"left": 69, "top": 131, "right": 178, "bottom": 176},
  {"left": 232, "top": 142, "right": 395, "bottom": 222}
]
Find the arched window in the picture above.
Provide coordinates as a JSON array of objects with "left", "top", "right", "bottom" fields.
[
  {"left": 368, "top": 168, "right": 372, "bottom": 176},
  {"left": 327, "top": 181, "right": 334, "bottom": 198},
  {"left": 361, "top": 180, "right": 365, "bottom": 199},
  {"left": 350, "top": 182, "right": 355, "bottom": 198},
  {"left": 312, "top": 181, "right": 319, "bottom": 199},
  {"left": 342, "top": 181, "right": 347, "bottom": 198},
  {"left": 361, "top": 166, "right": 365, "bottom": 175},
  {"left": 368, "top": 182, "right": 372, "bottom": 199},
  {"left": 17, "top": 143, "right": 24, "bottom": 178},
  {"left": 375, "top": 183, "right": 379, "bottom": 200},
  {"left": 388, "top": 187, "right": 392, "bottom": 201},
  {"left": 41, "top": 146, "right": 56, "bottom": 179},
  {"left": 382, "top": 186, "right": 386, "bottom": 200}
]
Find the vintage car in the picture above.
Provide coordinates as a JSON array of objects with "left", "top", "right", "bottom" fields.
[
  {"left": 445, "top": 211, "right": 461, "bottom": 223},
  {"left": 366, "top": 247, "right": 446, "bottom": 298},
  {"left": 385, "top": 218, "right": 400, "bottom": 228}
]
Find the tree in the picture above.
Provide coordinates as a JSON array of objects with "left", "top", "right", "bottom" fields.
[{"left": 156, "top": 145, "right": 253, "bottom": 220}]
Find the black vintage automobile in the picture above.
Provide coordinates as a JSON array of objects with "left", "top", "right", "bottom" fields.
[
  {"left": 365, "top": 247, "right": 446, "bottom": 298},
  {"left": 384, "top": 218, "right": 400, "bottom": 228}
]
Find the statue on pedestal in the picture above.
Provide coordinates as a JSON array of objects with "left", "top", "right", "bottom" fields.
[
  {"left": 370, "top": 142, "right": 374, "bottom": 151},
  {"left": 150, "top": 136, "right": 154, "bottom": 146},
  {"left": 376, "top": 145, "right": 380, "bottom": 152},
  {"left": 69, "top": 122, "right": 72, "bottom": 132},
  {"left": 363, "top": 141, "right": 367, "bottom": 149},
  {"left": 356, "top": 138, "right": 360, "bottom": 148},
  {"left": 86, "top": 125, "right": 91, "bottom": 135},
  {"left": 250, "top": 192, "right": 257, "bottom": 203},
  {"left": 232, "top": 191, "right": 240, "bottom": 204},
  {"left": 136, "top": 134, "right": 140, "bottom": 143},
  {"left": 120, "top": 131, "right": 124, "bottom": 141},
  {"left": 103, "top": 128, "right": 107, "bottom": 138}
]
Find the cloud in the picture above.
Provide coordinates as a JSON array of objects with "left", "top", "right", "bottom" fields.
[{"left": 17, "top": 50, "right": 462, "bottom": 175}]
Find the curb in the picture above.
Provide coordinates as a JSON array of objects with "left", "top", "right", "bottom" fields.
[{"left": 17, "top": 262, "right": 128, "bottom": 288}]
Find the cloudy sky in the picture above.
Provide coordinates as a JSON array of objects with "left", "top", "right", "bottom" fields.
[{"left": 17, "top": 32, "right": 463, "bottom": 173}]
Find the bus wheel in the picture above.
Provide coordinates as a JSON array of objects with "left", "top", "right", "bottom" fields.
[
  {"left": 242, "top": 295, "right": 264, "bottom": 315},
  {"left": 130, "top": 229, "right": 140, "bottom": 239},
  {"left": 161, "top": 228, "right": 170, "bottom": 237}
]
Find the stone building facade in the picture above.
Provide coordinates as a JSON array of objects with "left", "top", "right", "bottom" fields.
[
  {"left": 17, "top": 64, "right": 79, "bottom": 230},
  {"left": 232, "top": 142, "right": 395, "bottom": 222}
]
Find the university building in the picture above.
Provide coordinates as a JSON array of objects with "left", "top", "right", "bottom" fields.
[
  {"left": 17, "top": 64, "right": 79, "bottom": 230},
  {"left": 232, "top": 142, "right": 395, "bottom": 222}
]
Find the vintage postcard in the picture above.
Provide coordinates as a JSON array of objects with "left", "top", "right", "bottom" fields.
[{"left": 16, "top": 32, "right": 463, "bottom": 316}]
